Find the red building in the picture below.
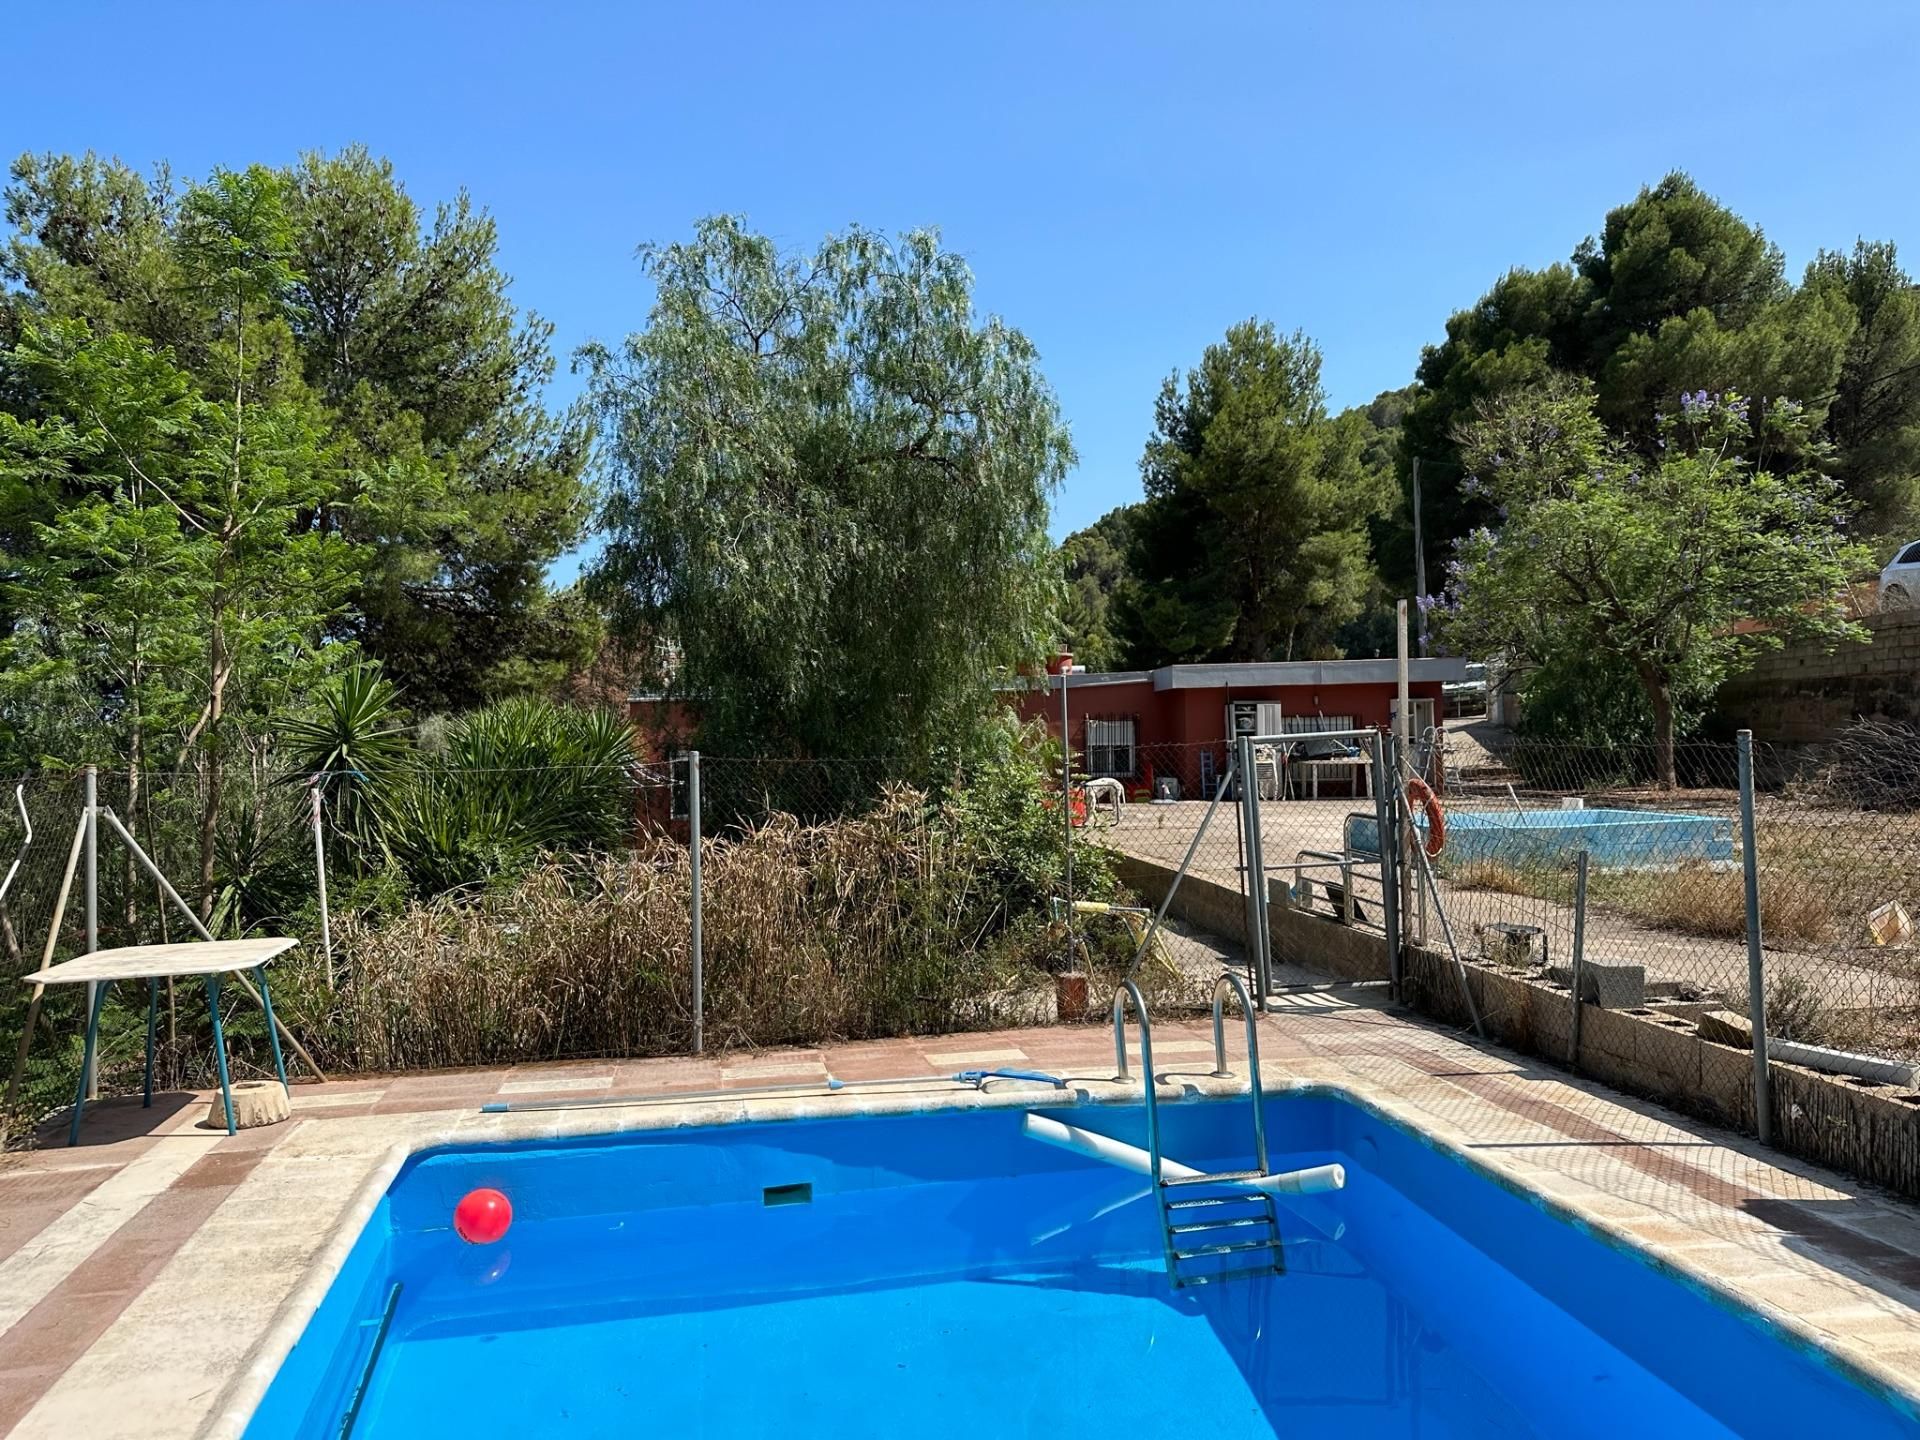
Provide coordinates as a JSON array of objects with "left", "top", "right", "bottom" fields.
[
  {"left": 629, "top": 653, "right": 1465, "bottom": 809},
  {"left": 1007, "top": 657, "right": 1466, "bottom": 799}
]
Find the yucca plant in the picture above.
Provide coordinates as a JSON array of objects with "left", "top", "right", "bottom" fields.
[
  {"left": 379, "top": 697, "right": 636, "bottom": 895},
  {"left": 280, "top": 662, "right": 411, "bottom": 857}
]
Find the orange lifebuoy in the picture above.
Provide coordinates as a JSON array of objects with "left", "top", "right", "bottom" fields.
[{"left": 1406, "top": 777, "right": 1446, "bottom": 857}]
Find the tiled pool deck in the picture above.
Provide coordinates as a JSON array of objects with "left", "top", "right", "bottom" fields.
[{"left": 4, "top": 990, "right": 1920, "bottom": 1437}]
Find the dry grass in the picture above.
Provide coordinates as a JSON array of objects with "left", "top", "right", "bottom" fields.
[
  {"left": 1443, "top": 851, "right": 1835, "bottom": 945},
  {"left": 309, "top": 788, "right": 1177, "bottom": 1073},
  {"left": 1601, "top": 863, "right": 1834, "bottom": 946}
]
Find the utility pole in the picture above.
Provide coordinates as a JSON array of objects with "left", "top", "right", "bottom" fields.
[
  {"left": 1395, "top": 601, "right": 1414, "bottom": 937},
  {"left": 1411, "top": 457, "right": 1426, "bottom": 657}
]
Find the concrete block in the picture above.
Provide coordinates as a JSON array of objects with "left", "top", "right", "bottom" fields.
[
  {"left": 1774, "top": 1063, "right": 1920, "bottom": 1197},
  {"left": 1472, "top": 964, "right": 1534, "bottom": 1040},
  {"left": 1548, "top": 960, "right": 1645, "bottom": 1008},
  {"left": 1528, "top": 982, "right": 1576, "bottom": 1054},
  {"left": 1577, "top": 1004, "right": 1701, "bottom": 1100},
  {"left": 1581, "top": 960, "right": 1644, "bottom": 1008},
  {"left": 1697, "top": 1009, "right": 1753, "bottom": 1049},
  {"left": 1697, "top": 1040, "right": 1757, "bottom": 1130}
]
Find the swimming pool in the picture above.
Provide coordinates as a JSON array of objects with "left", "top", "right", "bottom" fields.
[
  {"left": 1351, "top": 807, "right": 1735, "bottom": 869},
  {"left": 246, "top": 1091, "right": 1916, "bottom": 1439}
]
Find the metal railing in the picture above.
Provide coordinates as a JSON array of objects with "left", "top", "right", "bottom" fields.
[{"left": 1209, "top": 972, "right": 1269, "bottom": 1173}]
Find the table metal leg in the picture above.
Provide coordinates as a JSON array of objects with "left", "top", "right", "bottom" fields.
[
  {"left": 143, "top": 978, "right": 158, "bottom": 1107},
  {"left": 68, "top": 979, "right": 112, "bottom": 1146},
  {"left": 256, "top": 966, "right": 287, "bottom": 1091},
  {"left": 205, "top": 973, "right": 236, "bottom": 1135}
]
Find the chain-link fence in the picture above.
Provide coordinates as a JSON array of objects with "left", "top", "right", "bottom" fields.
[
  {"left": 1417, "top": 728, "right": 1920, "bottom": 1072},
  {"left": 1423, "top": 737, "right": 1752, "bottom": 1008},
  {"left": 1095, "top": 736, "right": 1399, "bottom": 990},
  {"left": 1749, "top": 729, "right": 1920, "bottom": 1068},
  {"left": 0, "top": 744, "right": 1233, "bottom": 1139},
  {"left": 5, "top": 717, "right": 1917, "bottom": 1194}
]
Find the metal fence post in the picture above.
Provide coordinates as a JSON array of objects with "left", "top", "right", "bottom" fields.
[
  {"left": 1237, "top": 736, "right": 1273, "bottom": 1004},
  {"left": 310, "top": 784, "right": 334, "bottom": 990},
  {"left": 1568, "top": 849, "right": 1589, "bottom": 1068},
  {"left": 1372, "top": 731, "right": 1401, "bottom": 998},
  {"left": 688, "top": 750, "right": 704, "bottom": 1057},
  {"left": 1737, "top": 730, "right": 1771, "bottom": 1145},
  {"left": 83, "top": 764, "right": 98, "bottom": 1100},
  {"left": 1389, "top": 734, "right": 1416, "bottom": 950},
  {"left": 1235, "top": 737, "right": 1261, "bottom": 1000}
]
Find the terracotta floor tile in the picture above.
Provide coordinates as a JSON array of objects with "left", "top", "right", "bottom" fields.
[
  {"left": 0, "top": 1139, "right": 271, "bottom": 1431},
  {"left": 0, "top": 1169, "right": 116, "bottom": 1267}
]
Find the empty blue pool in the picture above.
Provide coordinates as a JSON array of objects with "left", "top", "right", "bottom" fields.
[
  {"left": 1352, "top": 807, "right": 1734, "bottom": 868},
  {"left": 246, "top": 1092, "right": 1915, "bottom": 1438}
]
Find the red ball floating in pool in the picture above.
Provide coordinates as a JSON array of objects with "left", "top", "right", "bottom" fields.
[{"left": 454, "top": 1187, "right": 512, "bottom": 1245}]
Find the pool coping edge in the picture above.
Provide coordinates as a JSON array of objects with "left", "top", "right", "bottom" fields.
[{"left": 193, "top": 1072, "right": 1920, "bottom": 1438}]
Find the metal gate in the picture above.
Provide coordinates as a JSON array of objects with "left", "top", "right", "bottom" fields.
[{"left": 1234, "top": 729, "right": 1400, "bottom": 1002}]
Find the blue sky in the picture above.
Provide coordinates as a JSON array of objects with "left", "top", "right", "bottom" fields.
[{"left": 8, "top": 2, "right": 1920, "bottom": 578}]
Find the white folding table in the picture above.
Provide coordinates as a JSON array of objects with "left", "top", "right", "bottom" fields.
[
  {"left": 1292, "top": 755, "right": 1374, "bottom": 800},
  {"left": 22, "top": 937, "right": 298, "bottom": 1144}
]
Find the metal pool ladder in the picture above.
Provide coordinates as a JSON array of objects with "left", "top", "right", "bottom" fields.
[{"left": 1113, "top": 975, "right": 1284, "bottom": 1287}]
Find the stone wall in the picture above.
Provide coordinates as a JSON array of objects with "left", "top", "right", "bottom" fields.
[
  {"left": 1716, "top": 608, "right": 1920, "bottom": 745},
  {"left": 1113, "top": 854, "right": 1392, "bottom": 985},
  {"left": 1402, "top": 943, "right": 1920, "bottom": 1197}
]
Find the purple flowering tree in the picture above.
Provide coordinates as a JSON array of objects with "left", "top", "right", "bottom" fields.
[{"left": 1435, "top": 377, "right": 1869, "bottom": 786}]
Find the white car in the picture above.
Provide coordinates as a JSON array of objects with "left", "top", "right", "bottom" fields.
[{"left": 1883, "top": 540, "right": 1920, "bottom": 611}]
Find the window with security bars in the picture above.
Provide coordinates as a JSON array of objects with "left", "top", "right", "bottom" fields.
[{"left": 1086, "top": 718, "right": 1137, "bottom": 779}]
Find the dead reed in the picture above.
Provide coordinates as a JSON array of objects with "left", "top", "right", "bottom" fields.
[{"left": 321, "top": 787, "right": 1155, "bottom": 1071}]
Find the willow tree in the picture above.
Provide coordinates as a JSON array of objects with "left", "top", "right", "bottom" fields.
[{"left": 584, "top": 217, "right": 1071, "bottom": 765}]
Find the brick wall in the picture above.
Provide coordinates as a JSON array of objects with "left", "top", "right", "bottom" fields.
[{"left": 1714, "top": 609, "right": 1920, "bottom": 744}]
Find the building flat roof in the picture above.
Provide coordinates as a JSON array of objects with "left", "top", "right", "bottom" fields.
[{"left": 1039, "top": 658, "right": 1471, "bottom": 690}]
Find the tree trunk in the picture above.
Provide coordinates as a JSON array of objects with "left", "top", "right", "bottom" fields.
[
  {"left": 1643, "top": 674, "right": 1677, "bottom": 789},
  {"left": 125, "top": 673, "right": 142, "bottom": 934},
  {"left": 200, "top": 284, "right": 244, "bottom": 929},
  {"left": 198, "top": 579, "right": 227, "bottom": 927}
]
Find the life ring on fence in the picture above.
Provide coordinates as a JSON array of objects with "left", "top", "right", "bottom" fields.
[{"left": 1406, "top": 777, "right": 1446, "bottom": 857}]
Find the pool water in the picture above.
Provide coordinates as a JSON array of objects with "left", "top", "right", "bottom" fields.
[{"left": 248, "top": 1093, "right": 1917, "bottom": 1439}]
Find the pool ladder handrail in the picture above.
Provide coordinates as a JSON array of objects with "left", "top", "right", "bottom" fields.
[{"left": 1112, "top": 977, "right": 1284, "bottom": 1287}]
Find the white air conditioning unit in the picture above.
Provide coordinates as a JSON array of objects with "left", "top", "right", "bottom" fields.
[{"left": 1228, "top": 700, "right": 1284, "bottom": 739}]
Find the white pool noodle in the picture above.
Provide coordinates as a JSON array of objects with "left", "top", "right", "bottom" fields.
[{"left": 1022, "top": 1113, "right": 1345, "bottom": 1196}]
